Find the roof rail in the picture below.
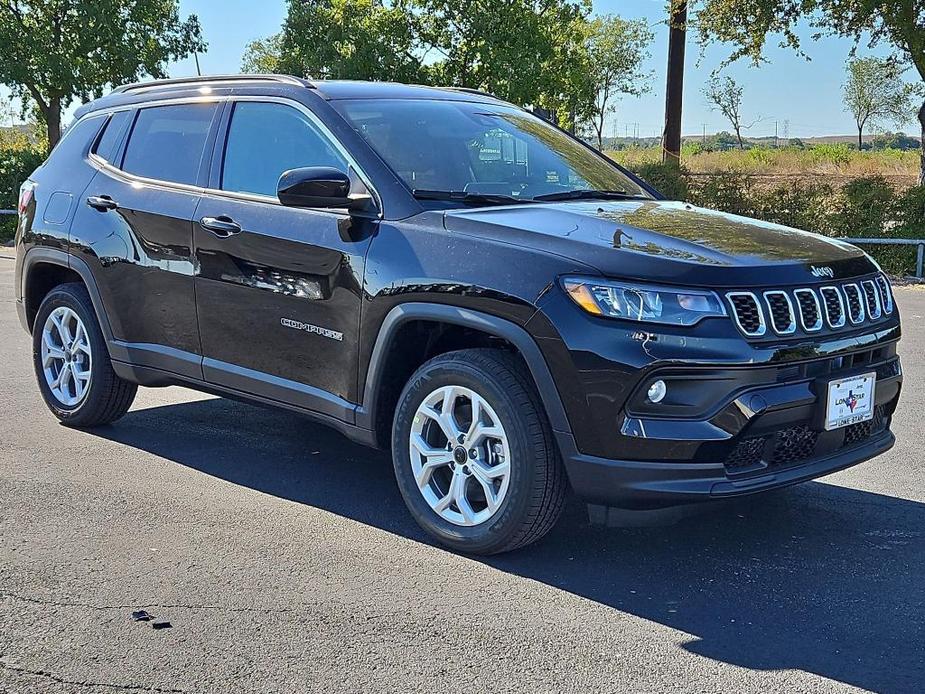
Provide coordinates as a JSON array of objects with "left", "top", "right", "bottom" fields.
[
  {"left": 441, "top": 86, "right": 497, "bottom": 99},
  {"left": 110, "top": 74, "right": 310, "bottom": 94}
]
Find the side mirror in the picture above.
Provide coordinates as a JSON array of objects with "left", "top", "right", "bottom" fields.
[{"left": 277, "top": 167, "right": 355, "bottom": 209}]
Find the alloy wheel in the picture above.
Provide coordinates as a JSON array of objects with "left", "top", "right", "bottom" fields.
[
  {"left": 409, "top": 385, "right": 511, "bottom": 526},
  {"left": 41, "top": 306, "right": 92, "bottom": 407}
]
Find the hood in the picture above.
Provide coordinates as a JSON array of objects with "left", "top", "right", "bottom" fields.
[{"left": 443, "top": 200, "right": 874, "bottom": 287}]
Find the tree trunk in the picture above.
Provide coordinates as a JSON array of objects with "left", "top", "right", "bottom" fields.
[
  {"left": 661, "top": 1, "right": 687, "bottom": 166},
  {"left": 735, "top": 127, "right": 744, "bottom": 150},
  {"left": 46, "top": 96, "right": 62, "bottom": 151},
  {"left": 858, "top": 126, "right": 863, "bottom": 152},
  {"left": 919, "top": 101, "right": 925, "bottom": 186}
]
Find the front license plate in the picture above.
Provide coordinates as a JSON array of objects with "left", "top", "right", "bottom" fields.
[{"left": 825, "top": 372, "right": 876, "bottom": 431}]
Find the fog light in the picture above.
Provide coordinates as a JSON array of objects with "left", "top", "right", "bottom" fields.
[{"left": 647, "top": 379, "right": 667, "bottom": 403}]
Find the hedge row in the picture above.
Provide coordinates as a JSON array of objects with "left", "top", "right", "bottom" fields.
[{"left": 633, "top": 163, "right": 925, "bottom": 276}]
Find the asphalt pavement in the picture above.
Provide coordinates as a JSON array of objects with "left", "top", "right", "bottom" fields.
[{"left": 1, "top": 254, "right": 923, "bottom": 693}]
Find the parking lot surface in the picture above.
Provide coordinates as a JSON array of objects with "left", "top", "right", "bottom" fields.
[{"left": 1, "top": 256, "right": 923, "bottom": 693}]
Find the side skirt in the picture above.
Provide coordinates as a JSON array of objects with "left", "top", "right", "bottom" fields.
[{"left": 111, "top": 360, "right": 377, "bottom": 449}]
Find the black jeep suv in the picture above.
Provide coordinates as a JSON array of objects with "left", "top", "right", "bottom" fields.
[{"left": 14, "top": 75, "right": 902, "bottom": 554}]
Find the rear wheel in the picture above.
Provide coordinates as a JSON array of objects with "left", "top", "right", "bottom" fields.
[
  {"left": 32, "top": 283, "right": 137, "bottom": 427},
  {"left": 392, "top": 348, "right": 566, "bottom": 554}
]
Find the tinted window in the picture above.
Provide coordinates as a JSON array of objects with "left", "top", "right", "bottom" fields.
[
  {"left": 93, "top": 110, "right": 132, "bottom": 164},
  {"left": 122, "top": 103, "right": 217, "bottom": 185},
  {"left": 336, "top": 99, "right": 649, "bottom": 200},
  {"left": 221, "top": 102, "right": 348, "bottom": 197}
]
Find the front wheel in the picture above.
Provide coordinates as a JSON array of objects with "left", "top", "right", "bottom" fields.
[
  {"left": 32, "top": 283, "right": 137, "bottom": 427},
  {"left": 391, "top": 348, "right": 566, "bottom": 555}
]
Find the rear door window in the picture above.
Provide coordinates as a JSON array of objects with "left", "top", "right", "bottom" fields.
[
  {"left": 122, "top": 103, "right": 217, "bottom": 185},
  {"left": 221, "top": 102, "right": 348, "bottom": 198}
]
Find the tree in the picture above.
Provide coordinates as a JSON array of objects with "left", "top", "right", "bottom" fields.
[
  {"left": 412, "top": 0, "right": 595, "bottom": 130},
  {"left": 584, "top": 15, "right": 653, "bottom": 150},
  {"left": 257, "top": 0, "right": 599, "bottom": 132},
  {"left": 242, "top": 33, "right": 283, "bottom": 74},
  {"left": 704, "top": 75, "right": 758, "bottom": 149},
  {"left": 662, "top": 0, "right": 687, "bottom": 165},
  {"left": 693, "top": 0, "right": 925, "bottom": 183},
  {"left": 844, "top": 57, "right": 917, "bottom": 150},
  {"left": 0, "top": 0, "right": 204, "bottom": 149},
  {"left": 273, "top": 0, "right": 429, "bottom": 83}
]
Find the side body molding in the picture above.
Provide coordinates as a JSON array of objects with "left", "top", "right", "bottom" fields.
[{"left": 356, "top": 302, "right": 573, "bottom": 441}]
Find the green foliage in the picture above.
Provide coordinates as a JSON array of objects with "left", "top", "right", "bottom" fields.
[
  {"left": 584, "top": 15, "right": 653, "bottom": 148},
  {"left": 0, "top": 0, "right": 204, "bottom": 147},
  {"left": 631, "top": 162, "right": 690, "bottom": 201},
  {"left": 255, "top": 0, "right": 651, "bottom": 132},
  {"left": 871, "top": 132, "right": 921, "bottom": 151},
  {"left": 241, "top": 33, "right": 283, "bottom": 74},
  {"left": 690, "top": 172, "right": 756, "bottom": 217},
  {"left": 275, "top": 0, "right": 427, "bottom": 83},
  {"left": 839, "top": 176, "right": 895, "bottom": 237},
  {"left": 893, "top": 184, "right": 925, "bottom": 235},
  {"left": 811, "top": 143, "right": 853, "bottom": 167},
  {"left": 704, "top": 75, "right": 753, "bottom": 149},
  {"left": 0, "top": 145, "right": 43, "bottom": 243},
  {"left": 843, "top": 57, "right": 919, "bottom": 148}
]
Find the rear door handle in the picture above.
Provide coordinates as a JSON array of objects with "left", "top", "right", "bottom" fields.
[
  {"left": 87, "top": 195, "right": 118, "bottom": 211},
  {"left": 200, "top": 215, "right": 242, "bottom": 238}
]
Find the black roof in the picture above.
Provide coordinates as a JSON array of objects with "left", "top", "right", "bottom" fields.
[{"left": 75, "top": 74, "right": 503, "bottom": 118}]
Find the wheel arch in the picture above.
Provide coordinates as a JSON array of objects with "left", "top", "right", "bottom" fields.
[
  {"left": 21, "top": 248, "right": 115, "bottom": 344},
  {"left": 357, "top": 303, "right": 572, "bottom": 450}
]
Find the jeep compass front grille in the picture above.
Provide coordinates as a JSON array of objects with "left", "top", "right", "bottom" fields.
[{"left": 726, "top": 274, "right": 893, "bottom": 339}]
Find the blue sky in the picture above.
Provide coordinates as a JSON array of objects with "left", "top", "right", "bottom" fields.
[{"left": 3, "top": 0, "right": 919, "bottom": 138}]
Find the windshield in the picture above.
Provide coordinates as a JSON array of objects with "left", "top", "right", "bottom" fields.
[{"left": 335, "top": 99, "right": 651, "bottom": 202}]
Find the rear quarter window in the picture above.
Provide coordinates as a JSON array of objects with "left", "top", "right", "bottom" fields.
[
  {"left": 121, "top": 103, "right": 218, "bottom": 185},
  {"left": 92, "top": 110, "right": 133, "bottom": 164}
]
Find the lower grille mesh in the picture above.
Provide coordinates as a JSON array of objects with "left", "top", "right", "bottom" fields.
[{"left": 723, "top": 406, "right": 889, "bottom": 475}]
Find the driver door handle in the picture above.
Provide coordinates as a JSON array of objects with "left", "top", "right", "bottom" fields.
[
  {"left": 200, "top": 215, "right": 242, "bottom": 238},
  {"left": 86, "top": 195, "right": 118, "bottom": 211}
]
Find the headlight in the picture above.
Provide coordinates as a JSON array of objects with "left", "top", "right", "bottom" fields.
[{"left": 561, "top": 276, "right": 727, "bottom": 326}]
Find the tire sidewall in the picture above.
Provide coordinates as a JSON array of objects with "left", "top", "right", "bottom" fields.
[
  {"left": 392, "top": 357, "right": 540, "bottom": 553},
  {"left": 32, "top": 285, "right": 109, "bottom": 425}
]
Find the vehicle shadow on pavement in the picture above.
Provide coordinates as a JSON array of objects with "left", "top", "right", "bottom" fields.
[{"left": 92, "top": 395, "right": 924, "bottom": 694}]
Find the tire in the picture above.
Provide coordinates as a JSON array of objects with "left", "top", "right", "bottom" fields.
[
  {"left": 391, "top": 348, "right": 566, "bottom": 554},
  {"left": 32, "top": 282, "right": 137, "bottom": 427}
]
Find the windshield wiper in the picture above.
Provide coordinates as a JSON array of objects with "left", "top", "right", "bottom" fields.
[
  {"left": 532, "top": 189, "right": 643, "bottom": 202},
  {"left": 413, "top": 189, "right": 534, "bottom": 206}
]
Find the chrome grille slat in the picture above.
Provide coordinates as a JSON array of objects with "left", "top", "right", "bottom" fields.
[
  {"left": 726, "top": 274, "right": 892, "bottom": 339},
  {"left": 794, "top": 288, "right": 823, "bottom": 332},
  {"left": 763, "top": 290, "right": 795, "bottom": 335},
  {"left": 727, "top": 292, "right": 766, "bottom": 336},
  {"left": 876, "top": 275, "right": 893, "bottom": 314},
  {"left": 862, "top": 279, "right": 882, "bottom": 319},
  {"left": 843, "top": 284, "right": 865, "bottom": 324},
  {"left": 820, "top": 286, "right": 846, "bottom": 328}
]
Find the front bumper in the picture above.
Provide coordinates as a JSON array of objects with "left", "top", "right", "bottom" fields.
[{"left": 559, "top": 349, "right": 902, "bottom": 510}]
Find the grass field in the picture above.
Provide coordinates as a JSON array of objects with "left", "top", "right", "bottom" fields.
[{"left": 609, "top": 145, "right": 920, "bottom": 186}]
